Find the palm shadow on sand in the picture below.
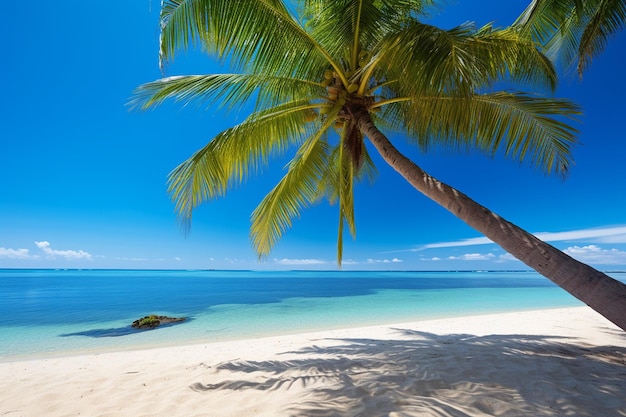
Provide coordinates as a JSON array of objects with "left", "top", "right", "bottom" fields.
[{"left": 190, "top": 326, "right": 626, "bottom": 416}]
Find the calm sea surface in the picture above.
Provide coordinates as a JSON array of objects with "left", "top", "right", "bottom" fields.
[{"left": 2, "top": 269, "right": 621, "bottom": 361}]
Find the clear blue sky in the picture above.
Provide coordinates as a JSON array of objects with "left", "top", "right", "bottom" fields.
[{"left": 2, "top": 1, "right": 625, "bottom": 271}]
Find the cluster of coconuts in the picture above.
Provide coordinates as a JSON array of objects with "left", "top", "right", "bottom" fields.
[
  {"left": 313, "top": 51, "right": 371, "bottom": 126},
  {"left": 319, "top": 72, "right": 358, "bottom": 118}
]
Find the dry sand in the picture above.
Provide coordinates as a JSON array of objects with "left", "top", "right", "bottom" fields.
[{"left": 1, "top": 306, "right": 625, "bottom": 417}]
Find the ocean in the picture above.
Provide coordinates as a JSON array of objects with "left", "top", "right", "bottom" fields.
[{"left": 2, "top": 269, "right": 619, "bottom": 361}]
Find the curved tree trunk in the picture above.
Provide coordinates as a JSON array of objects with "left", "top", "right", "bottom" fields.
[{"left": 355, "top": 110, "right": 626, "bottom": 332}]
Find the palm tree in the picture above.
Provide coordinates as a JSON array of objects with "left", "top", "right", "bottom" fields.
[
  {"left": 133, "top": 0, "right": 626, "bottom": 331},
  {"left": 514, "top": 0, "right": 626, "bottom": 76}
]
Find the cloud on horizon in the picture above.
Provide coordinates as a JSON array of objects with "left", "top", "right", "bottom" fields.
[
  {"left": 0, "top": 247, "right": 33, "bottom": 259},
  {"left": 273, "top": 257, "right": 392, "bottom": 266},
  {"left": 35, "top": 241, "right": 93, "bottom": 261},
  {"left": 1, "top": 241, "right": 93, "bottom": 261},
  {"left": 418, "top": 245, "right": 626, "bottom": 267},
  {"left": 448, "top": 253, "right": 496, "bottom": 261},
  {"left": 420, "top": 252, "right": 503, "bottom": 262},
  {"left": 273, "top": 258, "right": 329, "bottom": 265},
  {"left": 414, "top": 225, "right": 626, "bottom": 251},
  {"left": 366, "top": 258, "right": 403, "bottom": 264},
  {"left": 564, "top": 245, "right": 626, "bottom": 265}
]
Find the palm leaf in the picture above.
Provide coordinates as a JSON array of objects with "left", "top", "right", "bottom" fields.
[
  {"left": 397, "top": 92, "right": 580, "bottom": 176},
  {"left": 375, "top": 21, "right": 557, "bottom": 99},
  {"left": 303, "top": 0, "right": 427, "bottom": 67},
  {"left": 338, "top": 138, "right": 356, "bottom": 265},
  {"left": 514, "top": 0, "right": 581, "bottom": 43},
  {"left": 514, "top": 0, "right": 625, "bottom": 75},
  {"left": 318, "top": 127, "right": 377, "bottom": 265},
  {"left": 167, "top": 100, "right": 322, "bottom": 227},
  {"left": 131, "top": 73, "right": 324, "bottom": 112},
  {"left": 250, "top": 121, "right": 333, "bottom": 257},
  {"left": 578, "top": 0, "right": 626, "bottom": 74},
  {"left": 159, "top": 0, "right": 340, "bottom": 81}
]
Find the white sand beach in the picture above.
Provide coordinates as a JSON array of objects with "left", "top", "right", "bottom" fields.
[{"left": 1, "top": 306, "right": 625, "bottom": 417}]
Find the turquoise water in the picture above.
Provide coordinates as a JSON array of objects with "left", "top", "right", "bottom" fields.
[{"left": 1, "top": 269, "right": 614, "bottom": 361}]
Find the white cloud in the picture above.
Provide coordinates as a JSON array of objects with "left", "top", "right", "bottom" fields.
[
  {"left": 534, "top": 226, "right": 626, "bottom": 244},
  {"left": 114, "top": 256, "right": 170, "bottom": 262},
  {"left": 35, "top": 241, "right": 93, "bottom": 261},
  {"left": 421, "top": 253, "right": 519, "bottom": 263},
  {"left": 1, "top": 242, "right": 94, "bottom": 261},
  {"left": 595, "top": 235, "right": 626, "bottom": 244},
  {"left": 447, "top": 253, "right": 496, "bottom": 261},
  {"left": 420, "top": 236, "right": 493, "bottom": 250},
  {"left": 415, "top": 225, "right": 626, "bottom": 251},
  {"left": 273, "top": 258, "right": 328, "bottom": 265},
  {"left": 0, "top": 247, "right": 34, "bottom": 259},
  {"left": 497, "top": 253, "right": 519, "bottom": 262},
  {"left": 366, "top": 258, "right": 403, "bottom": 264},
  {"left": 564, "top": 245, "right": 626, "bottom": 265}
]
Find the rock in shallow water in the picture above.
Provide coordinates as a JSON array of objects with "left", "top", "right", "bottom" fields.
[{"left": 131, "top": 315, "right": 186, "bottom": 329}]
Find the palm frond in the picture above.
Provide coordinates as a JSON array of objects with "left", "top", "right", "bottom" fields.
[
  {"left": 515, "top": 0, "right": 589, "bottom": 71},
  {"left": 376, "top": 21, "right": 557, "bottom": 98},
  {"left": 250, "top": 122, "right": 333, "bottom": 258},
  {"left": 317, "top": 127, "right": 378, "bottom": 265},
  {"left": 514, "top": 0, "right": 625, "bottom": 75},
  {"left": 543, "top": 12, "right": 585, "bottom": 69},
  {"left": 398, "top": 92, "right": 581, "bottom": 177},
  {"left": 159, "top": 0, "right": 338, "bottom": 80},
  {"left": 578, "top": 0, "right": 626, "bottom": 74},
  {"left": 514, "top": 0, "right": 580, "bottom": 43},
  {"left": 303, "top": 0, "right": 414, "bottom": 66},
  {"left": 319, "top": 141, "right": 377, "bottom": 202},
  {"left": 317, "top": 142, "right": 355, "bottom": 266},
  {"left": 376, "top": 22, "right": 481, "bottom": 96},
  {"left": 166, "top": 139, "right": 230, "bottom": 229},
  {"left": 131, "top": 74, "right": 324, "bottom": 112},
  {"left": 471, "top": 26, "right": 558, "bottom": 91},
  {"left": 167, "top": 100, "right": 321, "bottom": 228}
]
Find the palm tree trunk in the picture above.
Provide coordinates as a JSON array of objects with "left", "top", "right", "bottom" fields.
[{"left": 355, "top": 109, "right": 626, "bottom": 332}]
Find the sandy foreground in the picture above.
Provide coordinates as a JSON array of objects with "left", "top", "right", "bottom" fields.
[{"left": 1, "top": 307, "right": 625, "bottom": 417}]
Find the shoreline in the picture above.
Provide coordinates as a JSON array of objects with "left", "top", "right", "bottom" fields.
[
  {"left": 1, "top": 304, "right": 582, "bottom": 363},
  {"left": 1, "top": 306, "right": 625, "bottom": 416}
]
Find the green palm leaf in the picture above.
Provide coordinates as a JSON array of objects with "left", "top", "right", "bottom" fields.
[
  {"left": 317, "top": 125, "right": 377, "bottom": 264},
  {"left": 397, "top": 92, "right": 580, "bottom": 176},
  {"left": 376, "top": 22, "right": 557, "bottom": 98},
  {"left": 514, "top": 0, "right": 626, "bottom": 75},
  {"left": 303, "top": 0, "right": 435, "bottom": 66},
  {"left": 250, "top": 121, "right": 333, "bottom": 257},
  {"left": 578, "top": 0, "right": 626, "bottom": 73},
  {"left": 160, "top": 0, "right": 339, "bottom": 80},
  {"left": 131, "top": 73, "right": 324, "bottom": 112},
  {"left": 167, "top": 100, "right": 322, "bottom": 227}
]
